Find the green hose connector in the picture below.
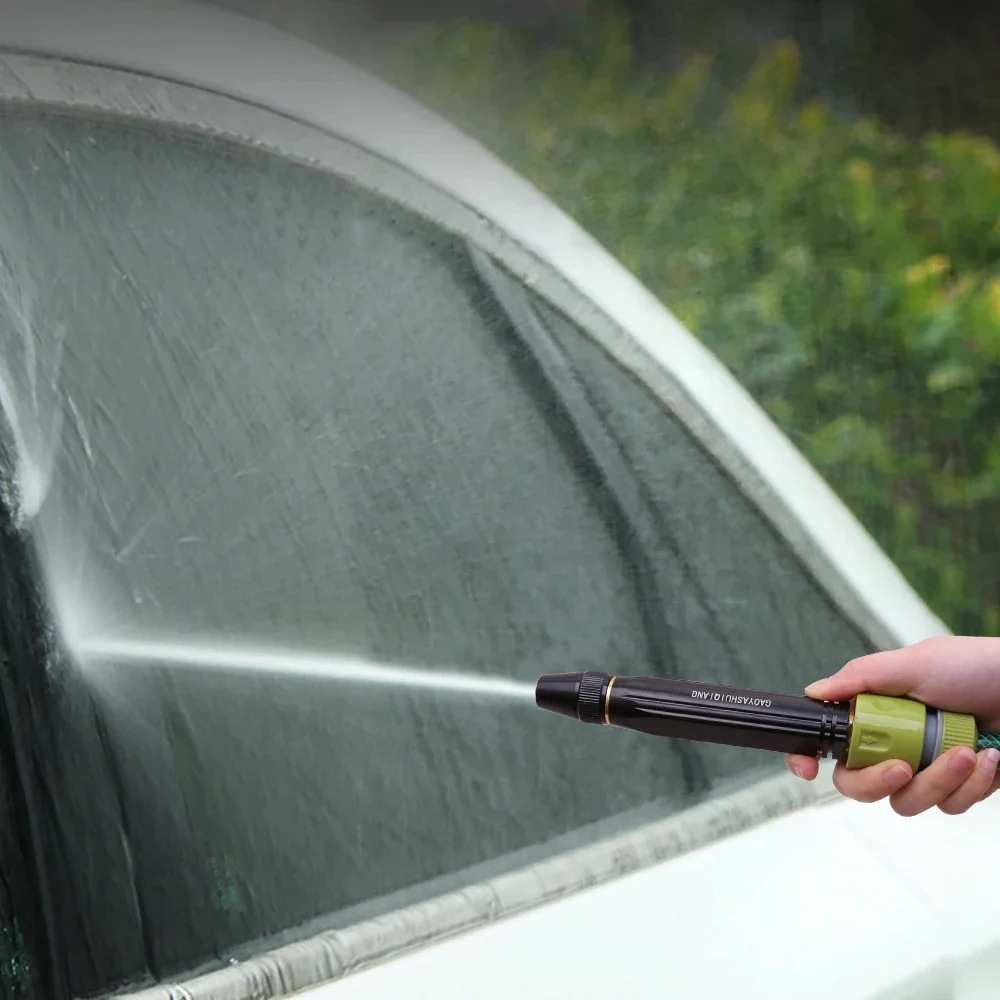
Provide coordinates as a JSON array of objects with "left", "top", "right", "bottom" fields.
[{"left": 845, "top": 692, "right": 1000, "bottom": 771}]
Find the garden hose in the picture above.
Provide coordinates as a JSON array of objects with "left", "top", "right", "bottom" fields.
[
  {"left": 535, "top": 672, "right": 1000, "bottom": 772},
  {"left": 977, "top": 731, "right": 1000, "bottom": 752}
]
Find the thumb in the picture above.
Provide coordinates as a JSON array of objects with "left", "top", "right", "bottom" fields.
[{"left": 804, "top": 647, "right": 922, "bottom": 701}]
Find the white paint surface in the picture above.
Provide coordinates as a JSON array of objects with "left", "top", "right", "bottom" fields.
[{"left": 304, "top": 792, "right": 1000, "bottom": 1000}]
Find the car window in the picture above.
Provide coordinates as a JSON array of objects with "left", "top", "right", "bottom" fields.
[{"left": 0, "top": 108, "right": 872, "bottom": 993}]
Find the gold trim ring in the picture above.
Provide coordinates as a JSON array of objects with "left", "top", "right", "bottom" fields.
[{"left": 604, "top": 676, "right": 616, "bottom": 725}]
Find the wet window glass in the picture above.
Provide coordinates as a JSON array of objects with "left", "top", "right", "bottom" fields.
[{"left": 0, "top": 109, "right": 870, "bottom": 994}]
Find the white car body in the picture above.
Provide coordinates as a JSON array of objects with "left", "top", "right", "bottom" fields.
[{"left": 1, "top": 3, "right": 996, "bottom": 999}]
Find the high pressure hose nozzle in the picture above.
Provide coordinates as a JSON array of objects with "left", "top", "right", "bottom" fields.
[{"left": 536, "top": 672, "right": 998, "bottom": 772}]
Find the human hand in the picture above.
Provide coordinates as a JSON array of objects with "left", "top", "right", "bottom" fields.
[{"left": 786, "top": 636, "right": 1000, "bottom": 815}]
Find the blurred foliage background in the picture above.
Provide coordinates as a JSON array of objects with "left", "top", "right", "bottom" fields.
[
  {"left": 209, "top": 0, "right": 1000, "bottom": 637},
  {"left": 383, "top": 4, "right": 1000, "bottom": 637}
]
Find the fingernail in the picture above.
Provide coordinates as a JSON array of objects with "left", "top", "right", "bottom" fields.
[
  {"left": 983, "top": 749, "right": 1000, "bottom": 771},
  {"left": 788, "top": 761, "right": 803, "bottom": 779},
  {"left": 948, "top": 747, "right": 977, "bottom": 776},
  {"left": 804, "top": 679, "right": 829, "bottom": 697},
  {"left": 885, "top": 765, "right": 911, "bottom": 790}
]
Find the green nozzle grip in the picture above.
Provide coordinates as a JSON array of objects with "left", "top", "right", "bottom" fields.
[
  {"left": 846, "top": 694, "right": 925, "bottom": 770},
  {"left": 845, "top": 693, "right": 978, "bottom": 771}
]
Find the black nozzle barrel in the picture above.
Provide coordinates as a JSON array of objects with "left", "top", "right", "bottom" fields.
[{"left": 535, "top": 672, "right": 851, "bottom": 760}]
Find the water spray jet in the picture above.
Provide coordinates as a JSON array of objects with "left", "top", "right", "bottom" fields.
[{"left": 72, "top": 636, "right": 535, "bottom": 701}]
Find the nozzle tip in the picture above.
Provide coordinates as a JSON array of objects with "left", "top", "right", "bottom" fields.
[{"left": 535, "top": 672, "right": 584, "bottom": 720}]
